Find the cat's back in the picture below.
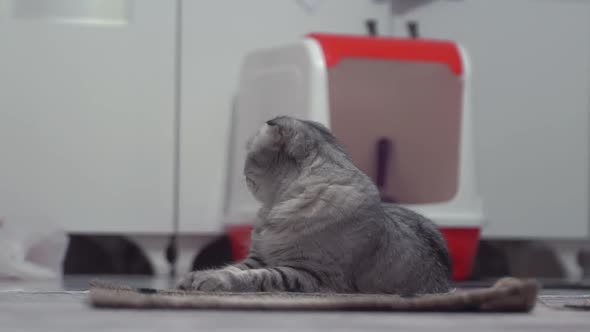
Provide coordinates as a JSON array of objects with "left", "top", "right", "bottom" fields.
[
  {"left": 381, "top": 203, "right": 452, "bottom": 271},
  {"left": 354, "top": 203, "right": 452, "bottom": 295}
]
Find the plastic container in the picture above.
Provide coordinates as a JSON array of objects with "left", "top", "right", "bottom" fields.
[{"left": 225, "top": 33, "right": 484, "bottom": 280}]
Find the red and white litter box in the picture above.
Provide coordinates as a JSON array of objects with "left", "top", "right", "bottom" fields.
[{"left": 224, "top": 33, "right": 484, "bottom": 281}]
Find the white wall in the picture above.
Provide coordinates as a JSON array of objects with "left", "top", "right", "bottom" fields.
[
  {"left": 0, "top": 0, "right": 176, "bottom": 233},
  {"left": 389, "top": 0, "right": 590, "bottom": 238}
]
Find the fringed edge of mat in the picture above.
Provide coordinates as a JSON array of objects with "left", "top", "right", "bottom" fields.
[
  {"left": 87, "top": 277, "right": 540, "bottom": 312},
  {"left": 538, "top": 295, "right": 590, "bottom": 311}
]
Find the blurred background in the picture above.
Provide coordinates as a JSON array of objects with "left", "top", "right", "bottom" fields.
[{"left": 1, "top": 0, "right": 589, "bottom": 286}]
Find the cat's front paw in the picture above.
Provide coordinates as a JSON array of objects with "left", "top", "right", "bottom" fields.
[{"left": 177, "top": 269, "right": 240, "bottom": 292}]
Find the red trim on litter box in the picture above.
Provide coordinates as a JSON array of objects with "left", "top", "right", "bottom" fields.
[
  {"left": 226, "top": 224, "right": 254, "bottom": 261},
  {"left": 439, "top": 227, "right": 480, "bottom": 281},
  {"left": 227, "top": 224, "right": 479, "bottom": 281},
  {"left": 307, "top": 33, "right": 463, "bottom": 76}
]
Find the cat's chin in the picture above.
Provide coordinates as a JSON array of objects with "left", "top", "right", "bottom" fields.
[
  {"left": 250, "top": 192, "right": 267, "bottom": 204},
  {"left": 245, "top": 185, "right": 265, "bottom": 204}
]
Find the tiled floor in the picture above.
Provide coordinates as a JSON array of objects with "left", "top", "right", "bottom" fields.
[{"left": 1, "top": 276, "right": 589, "bottom": 332}]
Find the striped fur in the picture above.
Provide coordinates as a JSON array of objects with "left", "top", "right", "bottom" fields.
[{"left": 178, "top": 116, "right": 452, "bottom": 296}]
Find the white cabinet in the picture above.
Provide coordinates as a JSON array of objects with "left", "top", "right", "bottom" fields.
[
  {"left": 179, "top": 0, "right": 391, "bottom": 232},
  {"left": 0, "top": 0, "right": 392, "bottom": 235},
  {"left": 0, "top": 0, "right": 176, "bottom": 233},
  {"left": 390, "top": 0, "right": 590, "bottom": 238},
  {"left": 5, "top": 0, "right": 586, "bottom": 239}
]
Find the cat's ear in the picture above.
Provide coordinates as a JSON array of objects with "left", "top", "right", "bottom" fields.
[
  {"left": 247, "top": 120, "right": 284, "bottom": 152},
  {"left": 264, "top": 120, "right": 284, "bottom": 144},
  {"left": 265, "top": 118, "right": 279, "bottom": 126},
  {"left": 267, "top": 117, "right": 312, "bottom": 159}
]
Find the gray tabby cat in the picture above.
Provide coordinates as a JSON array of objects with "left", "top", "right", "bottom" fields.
[{"left": 178, "top": 116, "right": 452, "bottom": 296}]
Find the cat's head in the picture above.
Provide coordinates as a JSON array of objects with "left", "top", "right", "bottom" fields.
[{"left": 243, "top": 116, "right": 349, "bottom": 204}]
